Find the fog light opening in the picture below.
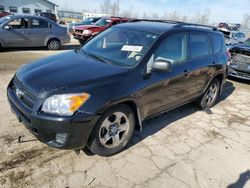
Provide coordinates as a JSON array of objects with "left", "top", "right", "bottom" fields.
[{"left": 55, "top": 133, "right": 67, "bottom": 144}]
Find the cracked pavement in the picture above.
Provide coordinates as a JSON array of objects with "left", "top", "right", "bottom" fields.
[{"left": 0, "top": 48, "right": 250, "bottom": 188}]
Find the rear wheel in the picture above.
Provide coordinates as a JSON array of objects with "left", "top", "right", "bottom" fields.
[
  {"left": 88, "top": 105, "right": 135, "bottom": 156},
  {"left": 47, "top": 39, "right": 61, "bottom": 50},
  {"left": 197, "top": 78, "right": 220, "bottom": 109}
]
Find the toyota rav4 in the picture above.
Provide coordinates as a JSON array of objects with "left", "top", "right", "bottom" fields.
[{"left": 7, "top": 20, "right": 228, "bottom": 156}]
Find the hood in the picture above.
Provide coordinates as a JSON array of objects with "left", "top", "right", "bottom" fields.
[
  {"left": 75, "top": 24, "right": 102, "bottom": 30},
  {"left": 16, "top": 50, "right": 128, "bottom": 96}
]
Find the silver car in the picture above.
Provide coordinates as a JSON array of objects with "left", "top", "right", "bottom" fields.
[{"left": 0, "top": 14, "right": 70, "bottom": 50}]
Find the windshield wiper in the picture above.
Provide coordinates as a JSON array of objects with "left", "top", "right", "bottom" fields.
[{"left": 85, "top": 52, "right": 110, "bottom": 64}]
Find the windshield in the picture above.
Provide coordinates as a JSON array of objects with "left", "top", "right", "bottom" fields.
[
  {"left": 244, "top": 38, "right": 250, "bottom": 46},
  {"left": 81, "top": 27, "right": 158, "bottom": 67},
  {"left": 0, "top": 15, "right": 12, "bottom": 25},
  {"left": 95, "top": 18, "right": 111, "bottom": 26}
]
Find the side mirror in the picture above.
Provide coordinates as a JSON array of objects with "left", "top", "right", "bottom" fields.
[
  {"left": 152, "top": 59, "right": 172, "bottom": 72},
  {"left": 4, "top": 25, "right": 11, "bottom": 30}
]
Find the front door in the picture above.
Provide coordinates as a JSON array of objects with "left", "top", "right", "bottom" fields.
[
  {"left": 144, "top": 33, "right": 191, "bottom": 117},
  {"left": 2, "top": 18, "right": 32, "bottom": 47}
]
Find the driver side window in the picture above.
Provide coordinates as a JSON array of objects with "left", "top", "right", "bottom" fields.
[
  {"left": 154, "top": 33, "right": 187, "bottom": 64},
  {"left": 7, "top": 18, "right": 28, "bottom": 29}
]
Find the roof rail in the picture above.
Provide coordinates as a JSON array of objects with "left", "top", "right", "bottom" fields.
[
  {"left": 173, "top": 22, "right": 218, "bottom": 31},
  {"left": 129, "top": 19, "right": 184, "bottom": 24},
  {"left": 129, "top": 19, "right": 218, "bottom": 31}
]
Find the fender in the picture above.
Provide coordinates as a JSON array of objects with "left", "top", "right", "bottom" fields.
[
  {"left": 44, "top": 34, "right": 61, "bottom": 46},
  {"left": 202, "top": 69, "right": 226, "bottom": 95},
  {"left": 96, "top": 96, "right": 143, "bottom": 131}
]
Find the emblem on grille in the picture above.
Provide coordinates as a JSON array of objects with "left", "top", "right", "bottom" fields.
[{"left": 16, "top": 88, "right": 24, "bottom": 99}]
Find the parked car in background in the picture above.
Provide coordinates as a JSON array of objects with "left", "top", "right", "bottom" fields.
[
  {"left": 218, "top": 22, "right": 240, "bottom": 31},
  {"left": 0, "top": 11, "right": 11, "bottom": 18},
  {"left": 36, "top": 12, "right": 57, "bottom": 23},
  {"left": 7, "top": 20, "right": 228, "bottom": 156},
  {"left": 68, "top": 17, "right": 101, "bottom": 34},
  {"left": 74, "top": 17, "right": 130, "bottom": 44},
  {"left": 0, "top": 14, "right": 70, "bottom": 50},
  {"left": 219, "top": 28, "right": 247, "bottom": 45},
  {"left": 228, "top": 38, "right": 250, "bottom": 80}
]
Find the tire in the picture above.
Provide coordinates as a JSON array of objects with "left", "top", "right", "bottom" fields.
[
  {"left": 47, "top": 39, "right": 61, "bottom": 50},
  {"left": 88, "top": 105, "right": 135, "bottom": 156},
  {"left": 197, "top": 78, "right": 220, "bottom": 109}
]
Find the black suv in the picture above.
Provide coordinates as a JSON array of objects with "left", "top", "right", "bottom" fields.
[{"left": 7, "top": 20, "right": 228, "bottom": 156}]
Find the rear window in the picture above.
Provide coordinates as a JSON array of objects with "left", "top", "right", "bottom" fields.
[
  {"left": 189, "top": 33, "right": 210, "bottom": 58},
  {"left": 210, "top": 34, "right": 222, "bottom": 54}
]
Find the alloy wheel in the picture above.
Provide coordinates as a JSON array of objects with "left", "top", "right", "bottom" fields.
[{"left": 99, "top": 112, "right": 130, "bottom": 148}]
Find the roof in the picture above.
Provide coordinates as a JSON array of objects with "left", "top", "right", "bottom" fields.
[
  {"left": 117, "top": 20, "right": 218, "bottom": 34},
  {"left": 5, "top": 14, "right": 55, "bottom": 22},
  {"left": 116, "top": 21, "right": 178, "bottom": 34},
  {"left": 44, "top": 0, "right": 58, "bottom": 7}
]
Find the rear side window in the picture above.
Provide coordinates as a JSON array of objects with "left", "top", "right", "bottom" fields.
[
  {"left": 29, "top": 19, "right": 49, "bottom": 28},
  {"left": 210, "top": 34, "right": 222, "bottom": 54},
  {"left": 189, "top": 33, "right": 210, "bottom": 58}
]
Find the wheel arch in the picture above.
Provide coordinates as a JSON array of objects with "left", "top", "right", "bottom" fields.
[
  {"left": 203, "top": 72, "right": 225, "bottom": 95},
  {"left": 97, "top": 100, "right": 143, "bottom": 132},
  {"left": 45, "top": 36, "right": 61, "bottom": 46}
]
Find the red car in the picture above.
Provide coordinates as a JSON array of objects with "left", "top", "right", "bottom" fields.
[
  {"left": 0, "top": 11, "right": 11, "bottom": 18},
  {"left": 74, "top": 17, "right": 130, "bottom": 44}
]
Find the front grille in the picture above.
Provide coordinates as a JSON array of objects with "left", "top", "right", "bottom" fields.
[
  {"left": 12, "top": 78, "right": 35, "bottom": 110},
  {"left": 75, "top": 29, "right": 83, "bottom": 34}
]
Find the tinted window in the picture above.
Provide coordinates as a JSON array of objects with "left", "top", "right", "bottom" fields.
[
  {"left": 189, "top": 34, "right": 210, "bottom": 58},
  {"left": 35, "top": 9, "right": 42, "bottom": 14},
  {"left": 29, "top": 19, "right": 49, "bottom": 28},
  {"left": 210, "top": 34, "right": 222, "bottom": 54},
  {"left": 155, "top": 33, "right": 187, "bottom": 63},
  {"left": 0, "top": 5, "right": 4, "bottom": 12},
  {"left": 22, "top": 8, "right": 30, "bottom": 14},
  {"left": 9, "top": 6, "right": 18, "bottom": 13}
]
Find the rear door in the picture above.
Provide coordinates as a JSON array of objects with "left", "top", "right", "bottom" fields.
[
  {"left": 184, "top": 32, "right": 214, "bottom": 98},
  {"left": 28, "top": 18, "right": 52, "bottom": 46}
]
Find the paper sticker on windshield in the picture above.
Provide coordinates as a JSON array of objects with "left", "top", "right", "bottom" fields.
[{"left": 121, "top": 45, "right": 143, "bottom": 52}]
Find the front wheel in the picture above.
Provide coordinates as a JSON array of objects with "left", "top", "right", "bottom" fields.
[
  {"left": 88, "top": 105, "right": 135, "bottom": 156},
  {"left": 197, "top": 78, "right": 220, "bottom": 109}
]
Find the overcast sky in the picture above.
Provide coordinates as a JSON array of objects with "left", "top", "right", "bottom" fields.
[{"left": 51, "top": 0, "right": 250, "bottom": 23}]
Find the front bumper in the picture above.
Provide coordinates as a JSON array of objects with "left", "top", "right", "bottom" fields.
[
  {"left": 7, "top": 84, "right": 98, "bottom": 150},
  {"left": 74, "top": 35, "right": 90, "bottom": 42},
  {"left": 228, "top": 67, "right": 250, "bottom": 80}
]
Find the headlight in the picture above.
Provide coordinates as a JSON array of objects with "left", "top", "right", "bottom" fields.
[
  {"left": 41, "top": 93, "right": 90, "bottom": 116},
  {"left": 82, "top": 29, "right": 92, "bottom": 35}
]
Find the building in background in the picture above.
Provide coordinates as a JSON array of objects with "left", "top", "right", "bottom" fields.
[
  {"left": 0, "top": 0, "right": 58, "bottom": 14},
  {"left": 57, "top": 10, "right": 83, "bottom": 23}
]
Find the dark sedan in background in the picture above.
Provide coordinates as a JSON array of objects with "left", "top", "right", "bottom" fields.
[{"left": 229, "top": 38, "right": 250, "bottom": 80}]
